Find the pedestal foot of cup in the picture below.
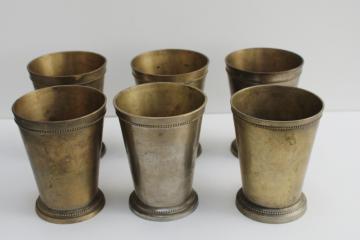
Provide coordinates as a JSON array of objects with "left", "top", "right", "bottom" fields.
[
  {"left": 35, "top": 189, "right": 105, "bottom": 224},
  {"left": 197, "top": 143, "right": 202, "bottom": 158},
  {"left": 235, "top": 188, "right": 306, "bottom": 224},
  {"left": 129, "top": 190, "right": 199, "bottom": 221},
  {"left": 231, "top": 139, "right": 238, "bottom": 157},
  {"left": 100, "top": 142, "right": 106, "bottom": 158}
]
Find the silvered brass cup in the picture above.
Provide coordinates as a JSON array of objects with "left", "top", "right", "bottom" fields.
[
  {"left": 12, "top": 85, "right": 106, "bottom": 224},
  {"left": 27, "top": 51, "right": 107, "bottom": 157},
  {"left": 131, "top": 49, "right": 208, "bottom": 157},
  {"left": 114, "top": 82, "right": 206, "bottom": 221},
  {"left": 226, "top": 48, "right": 304, "bottom": 157},
  {"left": 231, "top": 85, "right": 323, "bottom": 223}
]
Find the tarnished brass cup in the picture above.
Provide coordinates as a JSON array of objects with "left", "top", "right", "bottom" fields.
[
  {"left": 12, "top": 85, "right": 106, "bottom": 224},
  {"left": 226, "top": 48, "right": 304, "bottom": 157},
  {"left": 27, "top": 51, "right": 107, "bottom": 157},
  {"left": 231, "top": 85, "right": 323, "bottom": 223},
  {"left": 114, "top": 82, "right": 206, "bottom": 221},
  {"left": 131, "top": 49, "right": 208, "bottom": 157}
]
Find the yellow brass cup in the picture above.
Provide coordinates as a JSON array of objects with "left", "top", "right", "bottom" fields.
[
  {"left": 114, "top": 82, "right": 206, "bottom": 221},
  {"left": 225, "top": 48, "right": 304, "bottom": 157},
  {"left": 231, "top": 85, "right": 323, "bottom": 223},
  {"left": 12, "top": 85, "right": 106, "bottom": 224},
  {"left": 27, "top": 51, "right": 107, "bottom": 157},
  {"left": 131, "top": 49, "right": 208, "bottom": 157},
  {"left": 131, "top": 49, "right": 208, "bottom": 89}
]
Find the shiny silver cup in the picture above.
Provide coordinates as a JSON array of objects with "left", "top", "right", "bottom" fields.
[{"left": 114, "top": 82, "right": 206, "bottom": 221}]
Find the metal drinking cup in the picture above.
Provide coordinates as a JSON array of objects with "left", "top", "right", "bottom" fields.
[
  {"left": 114, "top": 82, "right": 206, "bottom": 221},
  {"left": 231, "top": 85, "right": 323, "bottom": 223},
  {"left": 12, "top": 85, "right": 106, "bottom": 224}
]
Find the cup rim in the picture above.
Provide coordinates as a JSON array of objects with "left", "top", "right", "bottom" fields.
[
  {"left": 12, "top": 85, "right": 107, "bottom": 125},
  {"left": 131, "top": 49, "right": 209, "bottom": 78},
  {"left": 231, "top": 85, "right": 324, "bottom": 127},
  {"left": 113, "top": 82, "right": 207, "bottom": 121},
  {"left": 225, "top": 47, "right": 304, "bottom": 75},
  {"left": 27, "top": 50, "right": 107, "bottom": 79},
  {"left": 132, "top": 70, "right": 208, "bottom": 83}
]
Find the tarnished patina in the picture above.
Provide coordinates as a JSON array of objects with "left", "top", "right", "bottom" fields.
[
  {"left": 27, "top": 51, "right": 107, "bottom": 157},
  {"left": 226, "top": 48, "right": 303, "bottom": 157},
  {"left": 13, "top": 85, "right": 106, "bottom": 224},
  {"left": 231, "top": 85, "right": 323, "bottom": 223}
]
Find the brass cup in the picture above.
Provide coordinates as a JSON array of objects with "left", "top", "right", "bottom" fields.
[
  {"left": 131, "top": 49, "right": 208, "bottom": 157},
  {"left": 27, "top": 51, "right": 107, "bottom": 157},
  {"left": 12, "top": 85, "right": 106, "bottom": 224},
  {"left": 231, "top": 85, "right": 323, "bottom": 223},
  {"left": 114, "top": 82, "right": 206, "bottom": 221},
  {"left": 225, "top": 48, "right": 304, "bottom": 157}
]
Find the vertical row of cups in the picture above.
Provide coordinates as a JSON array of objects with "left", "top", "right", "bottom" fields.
[
  {"left": 27, "top": 51, "right": 108, "bottom": 158},
  {"left": 226, "top": 48, "right": 304, "bottom": 157},
  {"left": 131, "top": 49, "right": 209, "bottom": 157},
  {"left": 226, "top": 48, "right": 323, "bottom": 223},
  {"left": 16, "top": 52, "right": 108, "bottom": 223},
  {"left": 123, "top": 49, "right": 209, "bottom": 220},
  {"left": 12, "top": 47, "right": 323, "bottom": 225}
]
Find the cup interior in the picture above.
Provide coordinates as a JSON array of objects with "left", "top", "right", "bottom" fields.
[
  {"left": 13, "top": 86, "right": 105, "bottom": 122},
  {"left": 226, "top": 48, "right": 303, "bottom": 73},
  {"left": 132, "top": 49, "right": 208, "bottom": 76},
  {"left": 114, "top": 83, "right": 205, "bottom": 117},
  {"left": 28, "top": 51, "right": 105, "bottom": 77},
  {"left": 232, "top": 86, "right": 323, "bottom": 121}
]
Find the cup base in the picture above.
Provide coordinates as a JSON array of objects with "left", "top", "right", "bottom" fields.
[
  {"left": 197, "top": 143, "right": 202, "bottom": 157},
  {"left": 230, "top": 139, "right": 238, "bottom": 157},
  {"left": 236, "top": 188, "right": 307, "bottom": 224},
  {"left": 100, "top": 142, "right": 106, "bottom": 158},
  {"left": 129, "top": 190, "right": 199, "bottom": 221},
  {"left": 35, "top": 189, "right": 105, "bottom": 224}
]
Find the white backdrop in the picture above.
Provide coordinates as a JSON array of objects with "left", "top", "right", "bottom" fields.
[{"left": 1, "top": 0, "right": 359, "bottom": 118}]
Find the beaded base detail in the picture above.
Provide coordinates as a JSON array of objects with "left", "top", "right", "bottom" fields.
[
  {"left": 36, "top": 189, "right": 105, "bottom": 224},
  {"left": 236, "top": 188, "right": 306, "bottom": 224},
  {"left": 129, "top": 190, "right": 198, "bottom": 221}
]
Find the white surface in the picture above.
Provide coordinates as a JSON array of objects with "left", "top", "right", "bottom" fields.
[
  {"left": 1, "top": 0, "right": 360, "bottom": 118},
  {"left": 0, "top": 112, "right": 359, "bottom": 239}
]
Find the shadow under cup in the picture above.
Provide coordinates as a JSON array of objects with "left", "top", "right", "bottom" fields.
[
  {"left": 114, "top": 82, "right": 206, "bottom": 221},
  {"left": 231, "top": 85, "right": 323, "bottom": 223},
  {"left": 13, "top": 85, "right": 106, "bottom": 224}
]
